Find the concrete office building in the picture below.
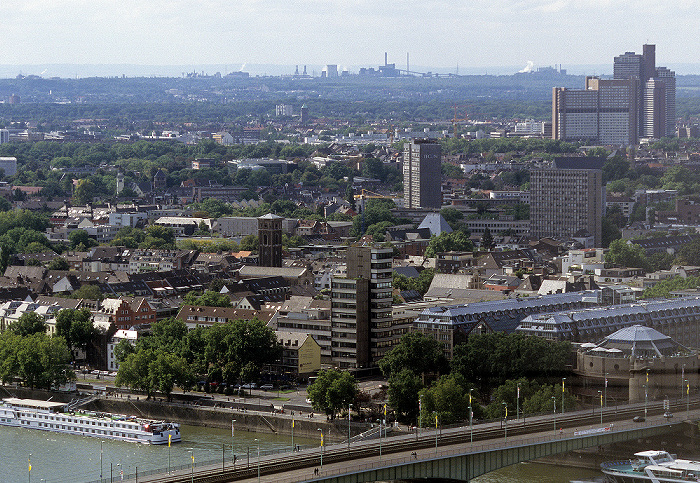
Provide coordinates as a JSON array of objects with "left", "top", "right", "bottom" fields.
[
  {"left": 530, "top": 157, "right": 605, "bottom": 247},
  {"left": 403, "top": 139, "right": 442, "bottom": 209},
  {"left": 552, "top": 77, "right": 639, "bottom": 145},
  {"left": 613, "top": 44, "right": 676, "bottom": 139},
  {"left": 331, "top": 245, "right": 393, "bottom": 370},
  {"left": 554, "top": 45, "right": 676, "bottom": 144},
  {"left": 0, "top": 157, "right": 17, "bottom": 177},
  {"left": 0, "top": 129, "right": 8, "bottom": 145}
]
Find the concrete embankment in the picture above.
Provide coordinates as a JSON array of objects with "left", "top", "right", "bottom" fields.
[{"left": 86, "top": 397, "right": 354, "bottom": 440}]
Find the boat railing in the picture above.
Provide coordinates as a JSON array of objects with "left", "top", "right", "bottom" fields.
[{"left": 601, "top": 460, "right": 632, "bottom": 469}]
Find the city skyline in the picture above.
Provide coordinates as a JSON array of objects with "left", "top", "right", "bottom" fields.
[{"left": 1, "top": 1, "right": 699, "bottom": 76}]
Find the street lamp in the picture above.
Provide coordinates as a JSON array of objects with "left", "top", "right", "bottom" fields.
[
  {"left": 645, "top": 370, "right": 649, "bottom": 418},
  {"left": 232, "top": 419, "right": 236, "bottom": 466},
  {"left": 28, "top": 453, "right": 31, "bottom": 483},
  {"left": 604, "top": 372, "right": 608, "bottom": 409},
  {"left": 598, "top": 390, "right": 603, "bottom": 425},
  {"left": 255, "top": 439, "right": 260, "bottom": 483},
  {"left": 348, "top": 403, "right": 352, "bottom": 450},
  {"left": 562, "top": 377, "right": 566, "bottom": 415},
  {"left": 682, "top": 364, "right": 686, "bottom": 399},
  {"left": 188, "top": 450, "right": 194, "bottom": 483},
  {"left": 551, "top": 396, "right": 556, "bottom": 434},
  {"left": 317, "top": 428, "right": 324, "bottom": 469},
  {"left": 100, "top": 440, "right": 104, "bottom": 479},
  {"left": 687, "top": 379, "right": 690, "bottom": 414},
  {"left": 644, "top": 384, "right": 648, "bottom": 419},
  {"left": 469, "top": 388, "right": 474, "bottom": 444},
  {"left": 434, "top": 411, "right": 438, "bottom": 454},
  {"left": 516, "top": 383, "right": 520, "bottom": 423},
  {"left": 502, "top": 402, "right": 508, "bottom": 441},
  {"left": 419, "top": 395, "right": 423, "bottom": 435}
]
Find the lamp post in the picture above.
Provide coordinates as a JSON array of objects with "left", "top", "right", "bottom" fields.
[
  {"left": 469, "top": 388, "right": 474, "bottom": 444},
  {"left": 28, "top": 453, "right": 31, "bottom": 483},
  {"left": 644, "top": 384, "right": 648, "bottom": 419},
  {"left": 419, "top": 395, "right": 423, "bottom": 435},
  {"left": 434, "top": 412, "right": 438, "bottom": 454},
  {"left": 502, "top": 402, "right": 508, "bottom": 441},
  {"left": 188, "top": 450, "right": 194, "bottom": 483},
  {"left": 682, "top": 364, "right": 686, "bottom": 399},
  {"left": 317, "top": 428, "right": 324, "bottom": 469},
  {"left": 551, "top": 397, "right": 556, "bottom": 434},
  {"left": 598, "top": 390, "right": 603, "bottom": 425},
  {"left": 687, "top": 379, "right": 690, "bottom": 415},
  {"left": 562, "top": 377, "right": 566, "bottom": 415},
  {"left": 100, "top": 440, "right": 104, "bottom": 479},
  {"left": 231, "top": 419, "right": 236, "bottom": 466},
  {"left": 378, "top": 418, "right": 383, "bottom": 459},
  {"left": 516, "top": 383, "right": 520, "bottom": 423},
  {"left": 255, "top": 439, "right": 260, "bottom": 483},
  {"left": 604, "top": 372, "right": 608, "bottom": 408},
  {"left": 348, "top": 403, "right": 352, "bottom": 450}
]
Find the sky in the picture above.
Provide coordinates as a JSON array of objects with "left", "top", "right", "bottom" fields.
[{"left": 2, "top": 0, "right": 700, "bottom": 77}]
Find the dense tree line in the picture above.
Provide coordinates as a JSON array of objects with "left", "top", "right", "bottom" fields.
[
  {"left": 377, "top": 332, "right": 571, "bottom": 425},
  {"left": 114, "top": 317, "right": 281, "bottom": 400}
]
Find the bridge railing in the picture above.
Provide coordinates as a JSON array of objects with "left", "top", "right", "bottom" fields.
[{"left": 270, "top": 417, "right": 678, "bottom": 483}]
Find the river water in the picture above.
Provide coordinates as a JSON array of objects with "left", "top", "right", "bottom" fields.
[
  {"left": 0, "top": 419, "right": 606, "bottom": 483},
  {"left": 0, "top": 423, "right": 315, "bottom": 483}
]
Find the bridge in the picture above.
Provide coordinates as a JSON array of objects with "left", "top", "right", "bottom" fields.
[{"left": 133, "top": 399, "right": 697, "bottom": 483}]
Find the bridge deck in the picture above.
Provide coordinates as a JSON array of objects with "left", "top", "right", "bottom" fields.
[{"left": 136, "top": 404, "right": 697, "bottom": 483}]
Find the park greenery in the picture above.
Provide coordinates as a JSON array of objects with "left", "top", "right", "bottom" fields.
[
  {"left": 306, "top": 369, "right": 359, "bottom": 419},
  {"left": 0, "top": 313, "right": 73, "bottom": 390},
  {"left": 376, "top": 332, "right": 572, "bottom": 425},
  {"left": 114, "top": 317, "right": 281, "bottom": 400}
]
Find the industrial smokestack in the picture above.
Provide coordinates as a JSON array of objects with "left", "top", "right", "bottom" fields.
[{"left": 385, "top": 52, "right": 387, "bottom": 66}]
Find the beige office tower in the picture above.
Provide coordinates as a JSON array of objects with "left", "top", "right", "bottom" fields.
[{"left": 530, "top": 157, "right": 605, "bottom": 247}]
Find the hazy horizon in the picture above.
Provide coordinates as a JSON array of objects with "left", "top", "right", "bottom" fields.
[
  {"left": 2, "top": 1, "right": 699, "bottom": 77},
  {"left": 2, "top": 62, "right": 700, "bottom": 80}
]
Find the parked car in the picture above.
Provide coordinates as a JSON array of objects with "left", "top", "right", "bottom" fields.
[
  {"left": 664, "top": 412, "right": 674, "bottom": 419},
  {"left": 241, "top": 383, "right": 258, "bottom": 389},
  {"left": 633, "top": 416, "right": 645, "bottom": 422},
  {"left": 260, "top": 384, "right": 274, "bottom": 391}
]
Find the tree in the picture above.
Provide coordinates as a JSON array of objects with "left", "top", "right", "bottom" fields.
[
  {"left": 440, "top": 207, "right": 464, "bottom": 228},
  {"left": 141, "top": 225, "right": 176, "bottom": 249},
  {"left": 69, "top": 229, "right": 97, "bottom": 250},
  {"left": 9, "top": 312, "right": 46, "bottom": 336},
  {"left": 605, "top": 239, "right": 651, "bottom": 272},
  {"left": 379, "top": 332, "right": 448, "bottom": 380},
  {"left": 451, "top": 333, "right": 571, "bottom": 393},
  {"left": 481, "top": 227, "right": 494, "bottom": 251},
  {"left": 73, "top": 178, "right": 96, "bottom": 204},
  {"left": 424, "top": 231, "right": 474, "bottom": 258},
  {"left": 183, "top": 290, "right": 232, "bottom": 307},
  {"left": 307, "top": 369, "right": 358, "bottom": 419},
  {"left": 675, "top": 239, "right": 700, "bottom": 266},
  {"left": 68, "top": 284, "right": 104, "bottom": 301},
  {"left": 387, "top": 369, "right": 423, "bottom": 423},
  {"left": 56, "top": 308, "right": 95, "bottom": 360},
  {"left": 47, "top": 257, "right": 70, "bottom": 270},
  {"left": 204, "top": 319, "right": 281, "bottom": 385},
  {"left": 418, "top": 374, "right": 471, "bottom": 425}
]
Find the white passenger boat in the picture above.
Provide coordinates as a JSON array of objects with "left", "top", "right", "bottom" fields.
[
  {"left": 0, "top": 398, "right": 180, "bottom": 444},
  {"left": 602, "top": 450, "right": 700, "bottom": 483}
]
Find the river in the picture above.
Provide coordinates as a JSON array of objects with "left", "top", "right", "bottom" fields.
[
  {"left": 0, "top": 422, "right": 624, "bottom": 483},
  {"left": 0, "top": 423, "right": 314, "bottom": 483}
]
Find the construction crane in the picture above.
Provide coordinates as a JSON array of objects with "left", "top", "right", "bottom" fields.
[
  {"left": 452, "top": 105, "right": 469, "bottom": 138},
  {"left": 354, "top": 189, "right": 394, "bottom": 214}
]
